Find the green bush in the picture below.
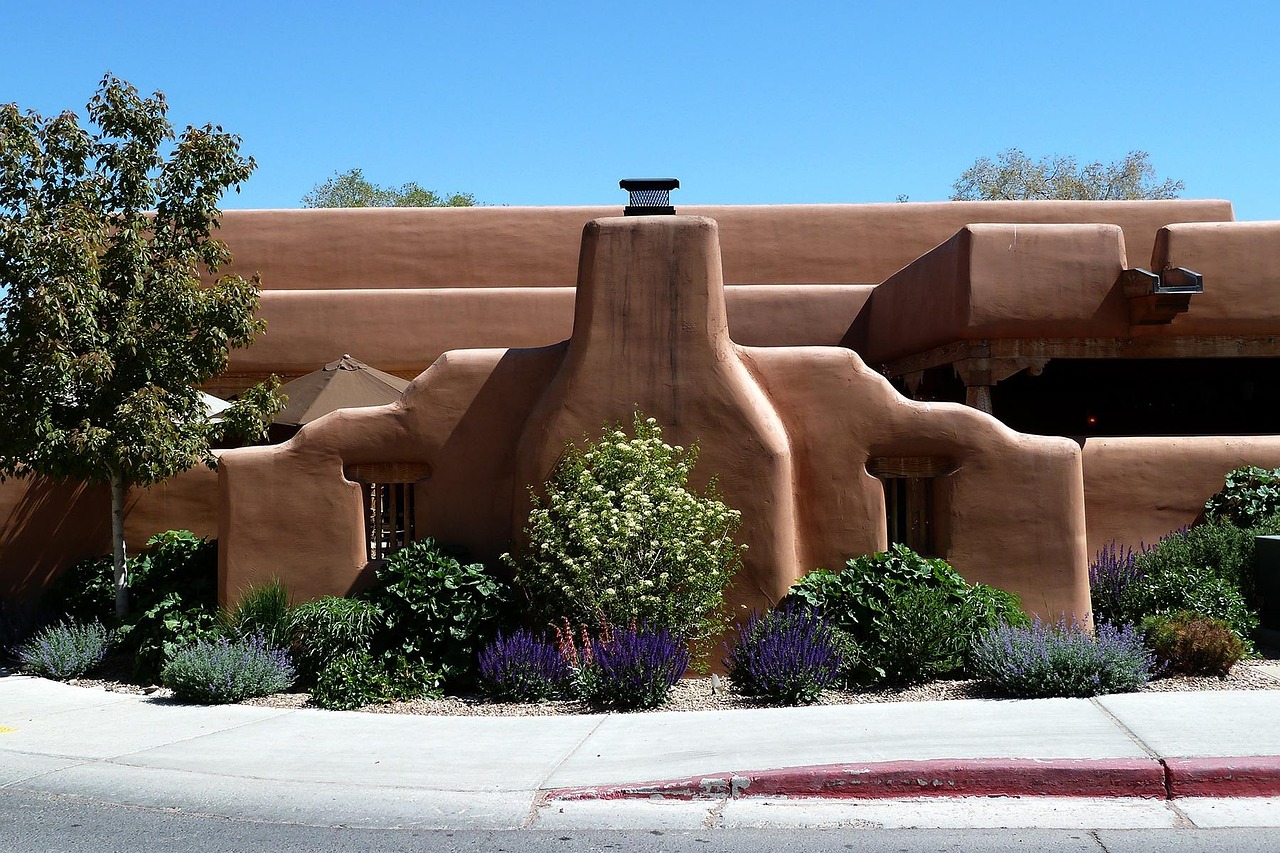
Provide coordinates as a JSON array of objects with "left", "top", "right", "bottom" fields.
[
  {"left": 1204, "top": 466, "right": 1280, "bottom": 529},
  {"left": 310, "top": 651, "right": 442, "bottom": 711},
  {"left": 161, "top": 634, "right": 295, "bottom": 704},
  {"left": 46, "top": 530, "right": 221, "bottom": 681},
  {"left": 508, "top": 415, "right": 745, "bottom": 658},
  {"left": 361, "top": 538, "right": 506, "bottom": 686},
  {"left": 222, "top": 579, "right": 292, "bottom": 649},
  {"left": 18, "top": 621, "right": 113, "bottom": 679},
  {"left": 288, "top": 597, "right": 382, "bottom": 684},
  {"left": 1109, "top": 523, "right": 1263, "bottom": 641},
  {"left": 1142, "top": 611, "right": 1246, "bottom": 676},
  {"left": 786, "top": 544, "right": 1027, "bottom": 684}
]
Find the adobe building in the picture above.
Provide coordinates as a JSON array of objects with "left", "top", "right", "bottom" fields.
[{"left": 3, "top": 195, "right": 1279, "bottom": 624}]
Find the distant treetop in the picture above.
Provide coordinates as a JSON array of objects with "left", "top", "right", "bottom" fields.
[
  {"left": 951, "top": 149, "right": 1184, "bottom": 201},
  {"left": 302, "top": 168, "right": 476, "bottom": 208}
]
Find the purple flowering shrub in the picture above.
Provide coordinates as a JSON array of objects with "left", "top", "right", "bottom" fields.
[
  {"left": 18, "top": 620, "right": 112, "bottom": 680},
  {"left": 575, "top": 624, "right": 690, "bottom": 711},
  {"left": 726, "top": 608, "right": 845, "bottom": 705},
  {"left": 971, "top": 618, "right": 1155, "bottom": 698},
  {"left": 1088, "top": 542, "right": 1144, "bottom": 625},
  {"left": 161, "top": 633, "right": 295, "bottom": 704},
  {"left": 478, "top": 629, "right": 570, "bottom": 702}
]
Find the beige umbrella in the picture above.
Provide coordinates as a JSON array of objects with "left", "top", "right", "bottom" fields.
[{"left": 272, "top": 354, "right": 410, "bottom": 428}]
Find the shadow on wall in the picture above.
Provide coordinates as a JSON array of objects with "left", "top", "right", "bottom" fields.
[{"left": 0, "top": 477, "right": 110, "bottom": 601}]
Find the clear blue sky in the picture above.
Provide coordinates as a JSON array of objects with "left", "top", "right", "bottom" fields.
[{"left": 3, "top": 1, "right": 1278, "bottom": 220}]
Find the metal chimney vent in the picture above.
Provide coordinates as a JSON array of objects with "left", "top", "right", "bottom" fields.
[{"left": 620, "top": 178, "right": 679, "bottom": 215}]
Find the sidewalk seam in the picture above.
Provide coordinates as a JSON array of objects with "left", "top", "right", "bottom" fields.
[{"left": 531, "top": 712, "right": 609, "bottom": 793}]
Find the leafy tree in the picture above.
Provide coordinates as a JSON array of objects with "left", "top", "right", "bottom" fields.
[
  {"left": 301, "top": 168, "right": 476, "bottom": 208},
  {"left": 951, "top": 149, "right": 1183, "bottom": 201},
  {"left": 0, "top": 74, "right": 281, "bottom": 617}
]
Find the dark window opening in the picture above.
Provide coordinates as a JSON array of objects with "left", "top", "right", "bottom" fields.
[
  {"left": 882, "top": 477, "right": 936, "bottom": 556},
  {"left": 361, "top": 482, "right": 417, "bottom": 561}
]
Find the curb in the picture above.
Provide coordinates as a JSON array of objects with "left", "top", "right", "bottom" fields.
[{"left": 545, "top": 756, "right": 1280, "bottom": 801}]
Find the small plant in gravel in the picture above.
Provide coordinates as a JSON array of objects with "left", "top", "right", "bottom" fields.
[
  {"left": 161, "top": 634, "right": 295, "bottom": 704},
  {"left": 575, "top": 624, "right": 690, "bottom": 711},
  {"left": 726, "top": 607, "right": 845, "bottom": 706},
  {"left": 1142, "top": 611, "right": 1245, "bottom": 677},
  {"left": 288, "top": 596, "right": 383, "bottom": 684},
  {"left": 18, "top": 621, "right": 113, "bottom": 680},
  {"left": 478, "top": 629, "right": 570, "bottom": 702},
  {"left": 971, "top": 618, "right": 1155, "bottom": 698},
  {"left": 310, "top": 651, "right": 443, "bottom": 711}
]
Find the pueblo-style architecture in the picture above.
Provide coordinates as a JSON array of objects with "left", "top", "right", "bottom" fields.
[{"left": 3, "top": 193, "right": 1280, "bottom": 624}]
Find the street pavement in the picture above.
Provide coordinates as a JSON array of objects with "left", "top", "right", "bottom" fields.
[{"left": 3, "top": 672, "right": 1280, "bottom": 832}]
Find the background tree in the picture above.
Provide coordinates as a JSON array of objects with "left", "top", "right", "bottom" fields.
[
  {"left": 301, "top": 168, "right": 476, "bottom": 208},
  {"left": 951, "top": 149, "right": 1184, "bottom": 201},
  {"left": 0, "top": 74, "right": 281, "bottom": 616}
]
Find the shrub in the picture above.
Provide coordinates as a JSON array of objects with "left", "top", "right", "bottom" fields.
[
  {"left": 289, "top": 597, "right": 383, "bottom": 684},
  {"left": 726, "top": 608, "right": 844, "bottom": 705},
  {"left": 1103, "top": 524, "right": 1263, "bottom": 641},
  {"left": 310, "top": 651, "right": 442, "bottom": 711},
  {"left": 1142, "top": 611, "right": 1246, "bottom": 676},
  {"left": 47, "top": 530, "right": 220, "bottom": 681},
  {"left": 1204, "top": 466, "right": 1280, "bottom": 529},
  {"left": 1088, "top": 542, "right": 1145, "bottom": 625},
  {"left": 19, "top": 621, "right": 112, "bottom": 680},
  {"left": 361, "top": 538, "right": 506, "bottom": 686},
  {"left": 785, "top": 544, "right": 1027, "bottom": 684},
  {"left": 161, "top": 634, "right": 295, "bottom": 704},
  {"left": 509, "top": 414, "right": 745, "bottom": 659},
  {"left": 478, "top": 629, "right": 570, "bottom": 702},
  {"left": 971, "top": 619, "right": 1155, "bottom": 698},
  {"left": 223, "top": 579, "right": 292, "bottom": 649},
  {"left": 576, "top": 625, "right": 690, "bottom": 711}
]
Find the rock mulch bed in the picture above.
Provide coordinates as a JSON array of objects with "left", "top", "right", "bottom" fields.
[{"left": 59, "top": 658, "right": 1280, "bottom": 716}]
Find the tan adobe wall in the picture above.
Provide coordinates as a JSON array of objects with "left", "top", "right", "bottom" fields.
[{"left": 219, "top": 216, "right": 1090, "bottom": 628}]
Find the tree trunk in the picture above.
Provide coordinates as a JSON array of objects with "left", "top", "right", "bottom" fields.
[{"left": 111, "top": 472, "right": 128, "bottom": 618}]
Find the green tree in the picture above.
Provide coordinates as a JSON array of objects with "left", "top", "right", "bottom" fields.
[
  {"left": 0, "top": 74, "right": 281, "bottom": 617},
  {"left": 951, "top": 149, "right": 1184, "bottom": 201},
  {"left": 301, "top": 168, "right": 476, "bottom": 208}
]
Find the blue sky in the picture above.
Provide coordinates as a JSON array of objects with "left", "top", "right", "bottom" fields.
[{"left": 3, "top": 1, "right": 1278, "bottom": 219}]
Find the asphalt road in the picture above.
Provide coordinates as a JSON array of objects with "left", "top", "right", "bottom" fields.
[{"left": 3, "top": 788, "right": 1280, "bottom": 853}]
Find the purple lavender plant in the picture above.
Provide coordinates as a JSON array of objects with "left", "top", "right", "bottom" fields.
[
  {"left": 161, "top": 633, "right": 295, "bottom": 704},
  {"left": 18, "top": 620, "right": 112, "bottom": 680},
  {"left": 576, "top": 625, "right": 690, "bottom": 711},
  {"left": 478, "top": 629, "right": 570, "bottom": 702},
  {"left": 971, "top": 617, "right": 1155, "bottom": 698},
  {"left": 1088, "top": 542, "right": 1144, "bottom": 625},
  {"left": 726, "top": 608, "right": 844, "bottom": 705}
]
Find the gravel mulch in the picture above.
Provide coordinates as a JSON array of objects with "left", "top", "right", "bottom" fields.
[{"left": 57, "top": 658, "right": 1280, "bottom": 716}]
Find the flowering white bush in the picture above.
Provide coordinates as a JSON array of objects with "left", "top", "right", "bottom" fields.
[{"left": 509, "top": 415, "right": 744, "bottom": 652}]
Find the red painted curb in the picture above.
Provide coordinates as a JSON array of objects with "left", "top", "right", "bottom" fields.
[
  {"left": 545, "top": 757, "right": 1168, "bottom": 801},
  {"left": 1164, "top": 757, "right": 1280, "bottom": 798}
]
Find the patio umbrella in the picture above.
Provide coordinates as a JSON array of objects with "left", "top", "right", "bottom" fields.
[
  {"left": 201, "top": 392, "right": 233, "bottom": 420},
  {"left": 272, "top": 354, "right": 411, "bottom": 428}
]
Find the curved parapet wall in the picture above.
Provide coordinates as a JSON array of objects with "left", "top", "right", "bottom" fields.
[{"left": 220, "top": 215, "right": 1091, "bottom": 624}]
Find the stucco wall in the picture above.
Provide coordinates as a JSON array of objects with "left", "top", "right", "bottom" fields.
[{"left": 1081, "top": 436, "right": 1280, "bottom": 555}]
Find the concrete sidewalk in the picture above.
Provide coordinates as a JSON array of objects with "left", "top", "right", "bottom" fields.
[{"left": 3, "top": 674, "right": 1280, "bottom": 829}]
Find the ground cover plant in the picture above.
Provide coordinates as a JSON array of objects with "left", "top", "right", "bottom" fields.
[
  {"left": 971, "top": 618, "right": 1155, "bottom": 698},
  {"left": 160, "top": 634, "right": 295, "bottom": 704},
  {"left": 509, "top": 414, "right": 744, "bottom": 664},
  {"left": 1142, "top": 611, "right": 1245, "bottom": 677},
  {"left": 18, "top": 621, "right": 113, "bottom": 680},
  {"left": 786, "top": 544, "right": 1026, "bottom": 684},
  {"left": 726, "top": 607, "right": 845, "bottom": 705}
]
